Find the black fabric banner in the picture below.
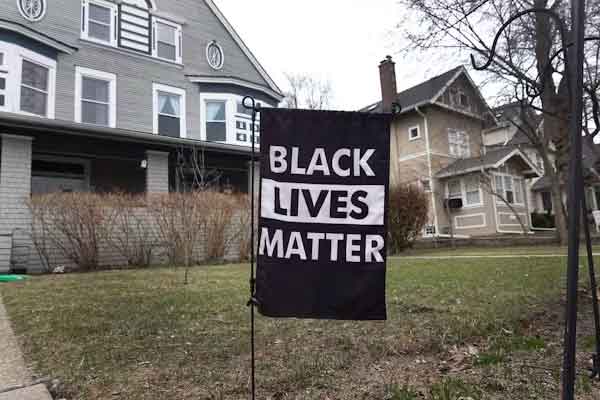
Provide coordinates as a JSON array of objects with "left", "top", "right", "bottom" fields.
[{"left": 256, "top": 108, "right": 391, "bottom": 320}]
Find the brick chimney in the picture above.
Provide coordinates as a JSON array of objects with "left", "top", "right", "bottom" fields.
[{"left": 379, "top": 56, "right": 397, "bottom": 113}]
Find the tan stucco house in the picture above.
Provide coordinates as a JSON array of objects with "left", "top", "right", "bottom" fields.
[{"left": 362, "top": 57, "right": 541, "bottom": 237}]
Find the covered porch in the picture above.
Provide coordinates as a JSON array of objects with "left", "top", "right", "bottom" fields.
[{"left": 0, "top": 113, "right": 257, "bottom": 272}]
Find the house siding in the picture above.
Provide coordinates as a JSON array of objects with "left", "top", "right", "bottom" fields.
[
  {"left": 0, "top": 0, "right": 275, "bottom": 138},
  {"left": 426, "top": 107, "right": 485, "bottom": 157},
  {"left": 0, "top": 135, "right": 33, "bottom": 272},
  {"left": 146, "top": 150, "right": 169, "bottom": 193}
]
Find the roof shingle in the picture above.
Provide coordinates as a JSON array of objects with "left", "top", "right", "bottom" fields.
[{"left": 361, "top": 66, "right": 463, "bottom": 113}]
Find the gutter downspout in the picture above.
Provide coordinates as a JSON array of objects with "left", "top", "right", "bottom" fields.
[{"left": 415, "top": 106, "right": 439, "bottom": 236}]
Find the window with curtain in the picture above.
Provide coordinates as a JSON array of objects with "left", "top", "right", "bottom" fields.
[
  {"left": 206, "top": 101, "right": 226, "bottom": 142},
  {"left": 81, "top": 76, "right": 110, "bottom": 125},
  {"left": 20, "top": 59, "right": 49, "bottom": 116},
  {"left": 464, "top": 176, "right": 481, "bottom": 205},
  {"left": 157, "top": 91, "right": 181, "bottom": 137}
]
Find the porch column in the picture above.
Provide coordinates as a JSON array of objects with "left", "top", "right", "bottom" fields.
[
  {"left": 145, "top": 150, "right": 169, "bottom": 193},
  {"left": 0, "top": 134, "right": 33, "bottom": 272}
]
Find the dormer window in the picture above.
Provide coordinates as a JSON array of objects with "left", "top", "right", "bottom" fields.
[
  {"left": 81, "top": 0, "right": 182, "bottom": 63},
  {"left": 153, "top": 19, "right": 182, "bottom": 63},
  {"left": 81, "top": 0, "right": 118, "bottom": 46}
]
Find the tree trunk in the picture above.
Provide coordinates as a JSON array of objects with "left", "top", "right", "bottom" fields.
[{"left": 550, "top": 174, "right": 568, "bottom": 245}]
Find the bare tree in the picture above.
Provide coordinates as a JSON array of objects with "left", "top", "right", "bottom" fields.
[
  {"left": 400, "top": 0, "right": 600, "bottom": 244},
  {"left": 175, "top": 145, "right": 222, "bottom": 192},
  {"left": 282, "top": 73, "right": 333, "bottom": 110}
]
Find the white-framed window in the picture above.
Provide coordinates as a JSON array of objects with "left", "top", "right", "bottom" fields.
[
  {"left": 205, "top": 100, "right": 227, "bottom": 142},
  {"left": 464, "top": 176, "right": 482, "bottom": 206},
  {"left": 19, "top": 59, "right": 50, "bottom": 117},
  {"left": 408, "top": 125, "right": 420, "bottom": 141},
  {"left": 0, "top": 43, "right": 56, "bottom": 118},
  {"left": 0, "top": 50, "right": 7, "bottom": 111},
  {"left": 514, "top": 177, "right": 523, "bottom": 204},
  {"left": 459, "top": 91, "right": 469, "bottom": 108},
  {"left": 448, "top": 180, "right": 462, "bottom": 200},
  {"left": 81, "top": 0, "right": 118, "bottom": 46},
  {"left": 448, "top": 129, "right": 470, "bottom": 158},
  {"left": 75, "top": 67, "right": 117, "bottom": 127},
  {"left": 446, "top": 176, "right": 483, "bottom": 208},
  {"left": 200, "top": 93, "right": 269, "bottom": 146},
  {"left": 449, "top": 87, "right": 469, "bottom": 109},
  {"left": 424, "top": 224, "right": 436, "bottom": 236},
  {"left": 421, "top": 179, "right": 431, "bottom": 192},
  {"left": 494, "top": 174, "right": 524, "bottom": 205},
  {"left": 152, "top": 83, "right": 186, "bottom": 138},
  {"left": 152, "top": 18, "right": 182, "bottom": 63}
]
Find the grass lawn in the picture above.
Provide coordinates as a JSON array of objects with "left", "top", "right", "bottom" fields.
[{"left": 1, "top": 253, "right": 600, "bottom": 399}]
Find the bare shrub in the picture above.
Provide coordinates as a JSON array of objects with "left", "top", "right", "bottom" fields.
[
  {"left": 387, "top": 184, "right": 429, "bottom": 253},
  {"left": 148, "top": 192, "right": 206, "bottom": 283},
  {"left": 236, "top": 194, "right": 253, "bottom": 262},
  {"left": 27, "top": 194, "right": 56, "bottom": 272},
  {"left": 204, "top": 191, "right": 237, "bottom": 261},
  {"left": 31, "top": 193, "right": 106, "bottom": 271},
  {"left": 102, "top": 193, "right": 155, "bottom": 267}
]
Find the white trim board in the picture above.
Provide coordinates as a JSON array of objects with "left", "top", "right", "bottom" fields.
[
  {"left": 497, "top": 212, "right": 528, "bottom": 226},
  {"left": 454, "top": 212, "right": 487, "bottom": 229},
  {"left": 187, "top": 75, "right": 283, "bottom": 101}
]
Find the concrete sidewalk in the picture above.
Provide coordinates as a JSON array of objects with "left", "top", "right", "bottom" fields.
[{"left": 0, "top": 294, "right": 52, "bottom": 400}]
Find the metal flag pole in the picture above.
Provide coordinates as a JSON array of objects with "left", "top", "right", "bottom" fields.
[
  {"left": 242, "top": 96, "right": 259, "bottom": 400},
  {"left": 581, "top": 194, "right": 600, "bottom": 379},
  {"left": 562, "top": 1, "right": 586, "bottom": 398},
  {"left": 467, "top": 2, "right": 586, "bottom": 396}
]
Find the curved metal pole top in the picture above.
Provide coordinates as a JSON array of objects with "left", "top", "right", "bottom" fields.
[
  {"left": 470, "top": 7, "right": 567, "bottom": 72},
  {"left": 243, "top": 96, "right": 262, "bottom": 113}
]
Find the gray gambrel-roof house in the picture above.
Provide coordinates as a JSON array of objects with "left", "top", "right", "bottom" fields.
[{"left": 0, "top": 0, "right": 283, "bottom": 271}]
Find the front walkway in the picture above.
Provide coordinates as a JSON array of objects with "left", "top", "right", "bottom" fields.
[{"left": 0, "top": 294, "right": 51, "bottom": 400}]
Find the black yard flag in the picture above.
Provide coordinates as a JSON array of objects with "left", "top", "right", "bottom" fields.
[{"left": 256, "top": 108, "right": 391, "bottom": 320}]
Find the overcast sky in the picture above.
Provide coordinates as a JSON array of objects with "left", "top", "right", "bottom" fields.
[{"left": 213, "top": 0, "right": 472, "bottom": 111}]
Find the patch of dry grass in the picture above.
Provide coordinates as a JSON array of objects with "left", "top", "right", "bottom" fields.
[{"left": 1, "top": 255, "right": 599, "bottom": 399}]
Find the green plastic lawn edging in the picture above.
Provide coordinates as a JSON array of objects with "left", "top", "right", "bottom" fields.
[{"left": 0, "top": 275, "right": 27, "bottom": 282}]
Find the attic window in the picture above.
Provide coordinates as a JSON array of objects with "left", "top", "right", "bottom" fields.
[
  {"left": 459, "top": 92, "right": 469, "bottom": 108},
  {"left": 408, "top": 126, "right": 420, "bottom": 141}
]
